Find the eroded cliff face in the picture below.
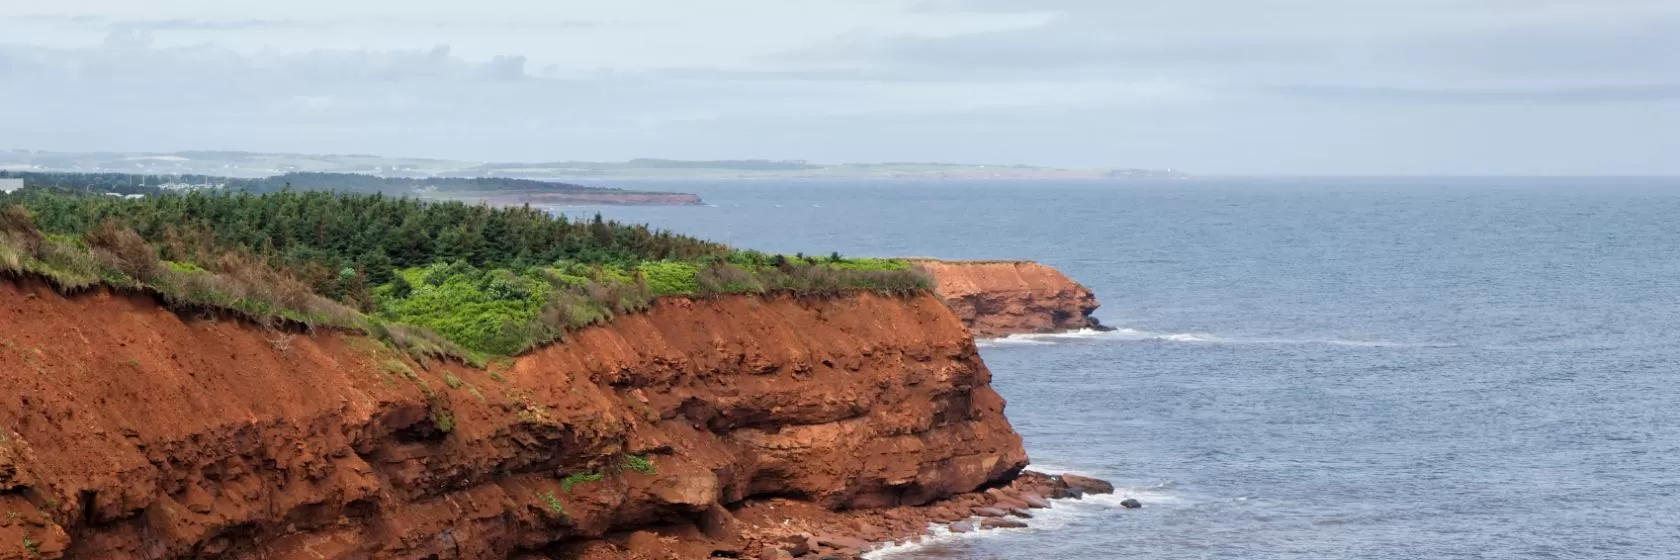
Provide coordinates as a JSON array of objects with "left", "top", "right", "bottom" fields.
[
  {"left": 914, "top": 260, "right": 1102, "bottom": 338},
  {"left": 0, "top": 278, "right": 1025, "bottom": 559}
]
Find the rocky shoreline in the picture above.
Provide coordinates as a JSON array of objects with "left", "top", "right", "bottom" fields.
[
  {"left": 561, "top": 471, "right": 1124, "bottom": 559},
  {"left": 746, "top": 471, "right": 1124, "bottom": 560}
]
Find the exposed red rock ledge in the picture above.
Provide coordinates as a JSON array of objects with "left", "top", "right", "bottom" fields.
[
  {"left": 0, "top": 277, "right": 1123, "bottom": 559},
  {"left": 913, "top": 260, "right": 1103, "bottom": 338}
]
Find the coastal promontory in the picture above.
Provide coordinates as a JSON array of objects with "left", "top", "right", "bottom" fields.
[
  {"left": 915, "top": 260, "right": 1104, "bottom": 338},
  {"left": 0, "top": 186, "right": 1118, "bottom": 559}
]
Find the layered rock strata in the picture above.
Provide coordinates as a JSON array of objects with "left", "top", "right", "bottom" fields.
[
  {"left": 914, "top": 260, "right": 1103, "bottom": 338},
  {"left": 0, "top": 277, "right": 1030, "bottom": 559}
]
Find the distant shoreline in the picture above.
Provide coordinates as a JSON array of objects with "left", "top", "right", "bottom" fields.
[
  {"left": 0, "top": 149, "right": 1188, "bottom": 182},
  {"left": 421, "top": 189, "right": 704, "bottom": 206}
]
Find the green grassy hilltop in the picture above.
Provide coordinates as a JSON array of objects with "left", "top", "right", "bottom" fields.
[{"left": 0, "top": 186, "right": 925, "bottom": 362}]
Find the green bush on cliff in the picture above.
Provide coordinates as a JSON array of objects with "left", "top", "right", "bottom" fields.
[
  {"left": 561, "top": 471, "right": 604, "bottom": 493},
  {"left": 375, "top": 263, "right": 551, "bottom": 356},
  {"left": 372, "top": 259, "right": 659, "bottom": 356},
  {"left": 430, "top": 408, "right": 456, "bottom": 433},
  {"left": 621, "top": 454, "right": 657, "bottom": 475},
  {"left": 637, "top": 261, "right": 700, "bottom": 296},
  {"left": 539, "top": 491, "right": 566, "bottom": 516}
]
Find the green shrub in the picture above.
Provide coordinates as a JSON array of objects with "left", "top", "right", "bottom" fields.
[
  {"left": 29, "top": 236, "right": 102, "bottom": 290},
  {"left": 376, "top": 264, "right": 551, "bottom": 356},
  {"left": 638, "top": 261, "right": 699, "bottom": 296}
]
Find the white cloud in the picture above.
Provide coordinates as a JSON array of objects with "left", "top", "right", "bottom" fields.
[{"left": 0, "top": 0, "right": 1676, "bottom": 173}]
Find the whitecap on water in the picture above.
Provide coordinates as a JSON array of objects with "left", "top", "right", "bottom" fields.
[
  {"left": 976, "top": 328, "right": 1448, "bottom": 349},
  {"left": 863, "top": 477, "right": 1184, "bottom": 559}
]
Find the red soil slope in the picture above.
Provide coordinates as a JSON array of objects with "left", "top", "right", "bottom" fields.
[{"left": 0, "top": 278, "right": 1025, "bottom": 559}]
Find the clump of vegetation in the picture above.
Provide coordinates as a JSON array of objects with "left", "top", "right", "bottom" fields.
[
  {"left": 377, "top": 263, "right": 554, "bottom": 356},
  {"left": 382, "top": 359, "right": 415, "bottom": 379},
  {"left": 0, "top": 187, "right": 929, "bottom": 360},
  {"left": 621, "top": 454, "right": 657, "bottom": 476},
  {"left": 430, "top": 408, "right": 456, "bottom": 434},
  {"left": 560, "top": 471, "right": 604, "bottom": 493},
  {"left": 539, "top": 491, "right": 565, "bottom": 516},
  {"left": 627, "top": 251, "right": 925, "bottom": 299}
]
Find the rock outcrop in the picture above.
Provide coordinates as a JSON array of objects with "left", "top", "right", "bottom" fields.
[
  {"left": 914, "top": 260, "right": 1103, "bottom": 338},
  {"left": 725, "top": 470, "right": 1118, "bottom": 560},
  {"left": 0, "top": 277, "right": 1027, "bottom": 559}
]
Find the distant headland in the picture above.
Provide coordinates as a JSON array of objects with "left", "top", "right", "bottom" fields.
[{"left": 0, "top": 149, "right": 1190, "bottom": 181}]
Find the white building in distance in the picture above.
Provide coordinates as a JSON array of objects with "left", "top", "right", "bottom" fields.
[{"left": 0, "top": 178, "right": 22, "bottom": 193}]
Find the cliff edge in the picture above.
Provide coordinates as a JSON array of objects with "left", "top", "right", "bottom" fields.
[
  {"left": 0, "top": 278, "right": 1026, "bottom": 559},
  {"left": 914, "top": 260, "right": 1103, "bottom": 338}
]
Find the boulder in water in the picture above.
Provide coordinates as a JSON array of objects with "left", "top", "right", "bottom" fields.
[
  {"left": 1060, "top": 474, "right": 1115, "bottom": 496},
  {"left": 1120, "top": 498, "right": 1142, "bottom": 509},
  {"left": 981, "top": 518, "right": 1030, "bottom": 529}
]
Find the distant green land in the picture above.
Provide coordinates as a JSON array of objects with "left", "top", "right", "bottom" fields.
[{"left": 1, "top": 150, "right": 1188, "bottom": 181}]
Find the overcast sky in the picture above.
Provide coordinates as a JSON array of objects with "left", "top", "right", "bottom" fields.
[{"left": 2, "top": 1, "right": 1677, "bottom": 174}]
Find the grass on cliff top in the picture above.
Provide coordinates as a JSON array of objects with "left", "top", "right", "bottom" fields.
[
  {"left": 902, "top": 258, "right": 1036, "bottom": 265},
  {"left": 370, "top": 254, "right": 927, "bottom": 356},
  {"left": 0, "top": 190, "right": 930, "bottom": 361}
]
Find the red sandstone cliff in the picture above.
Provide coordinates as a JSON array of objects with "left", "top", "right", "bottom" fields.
[
  {"left": 914, "top": 260, "right": 1103, "bottom": 338},
  {"left": 0, "top": 278, "right": 1026, "bottom": 559}
]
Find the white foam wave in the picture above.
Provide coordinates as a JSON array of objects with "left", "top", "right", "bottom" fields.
[
  {"left": 976, "top": 328, "right": 1448, "bottom": 349},
  {"left": 976, "top": 328, "right": 1146, "bottom": 348},
  {"left": 974, "top": 337, "right": 1053, "bottom": 348},
  {"left": 863, "top": 478, "right": 1181, "bottom": 558}
]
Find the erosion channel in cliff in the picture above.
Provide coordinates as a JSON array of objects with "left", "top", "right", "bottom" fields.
[
  {"left": 914, "top": 260, "right": 1105, "bottom": 339},
  {"left": 0, "top": 276, "right": 1115, "bottom": 559}
]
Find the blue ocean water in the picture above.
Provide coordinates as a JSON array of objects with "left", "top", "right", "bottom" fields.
[{"left": 571, "top": 178, "right": 1680, "bottom": 559}]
